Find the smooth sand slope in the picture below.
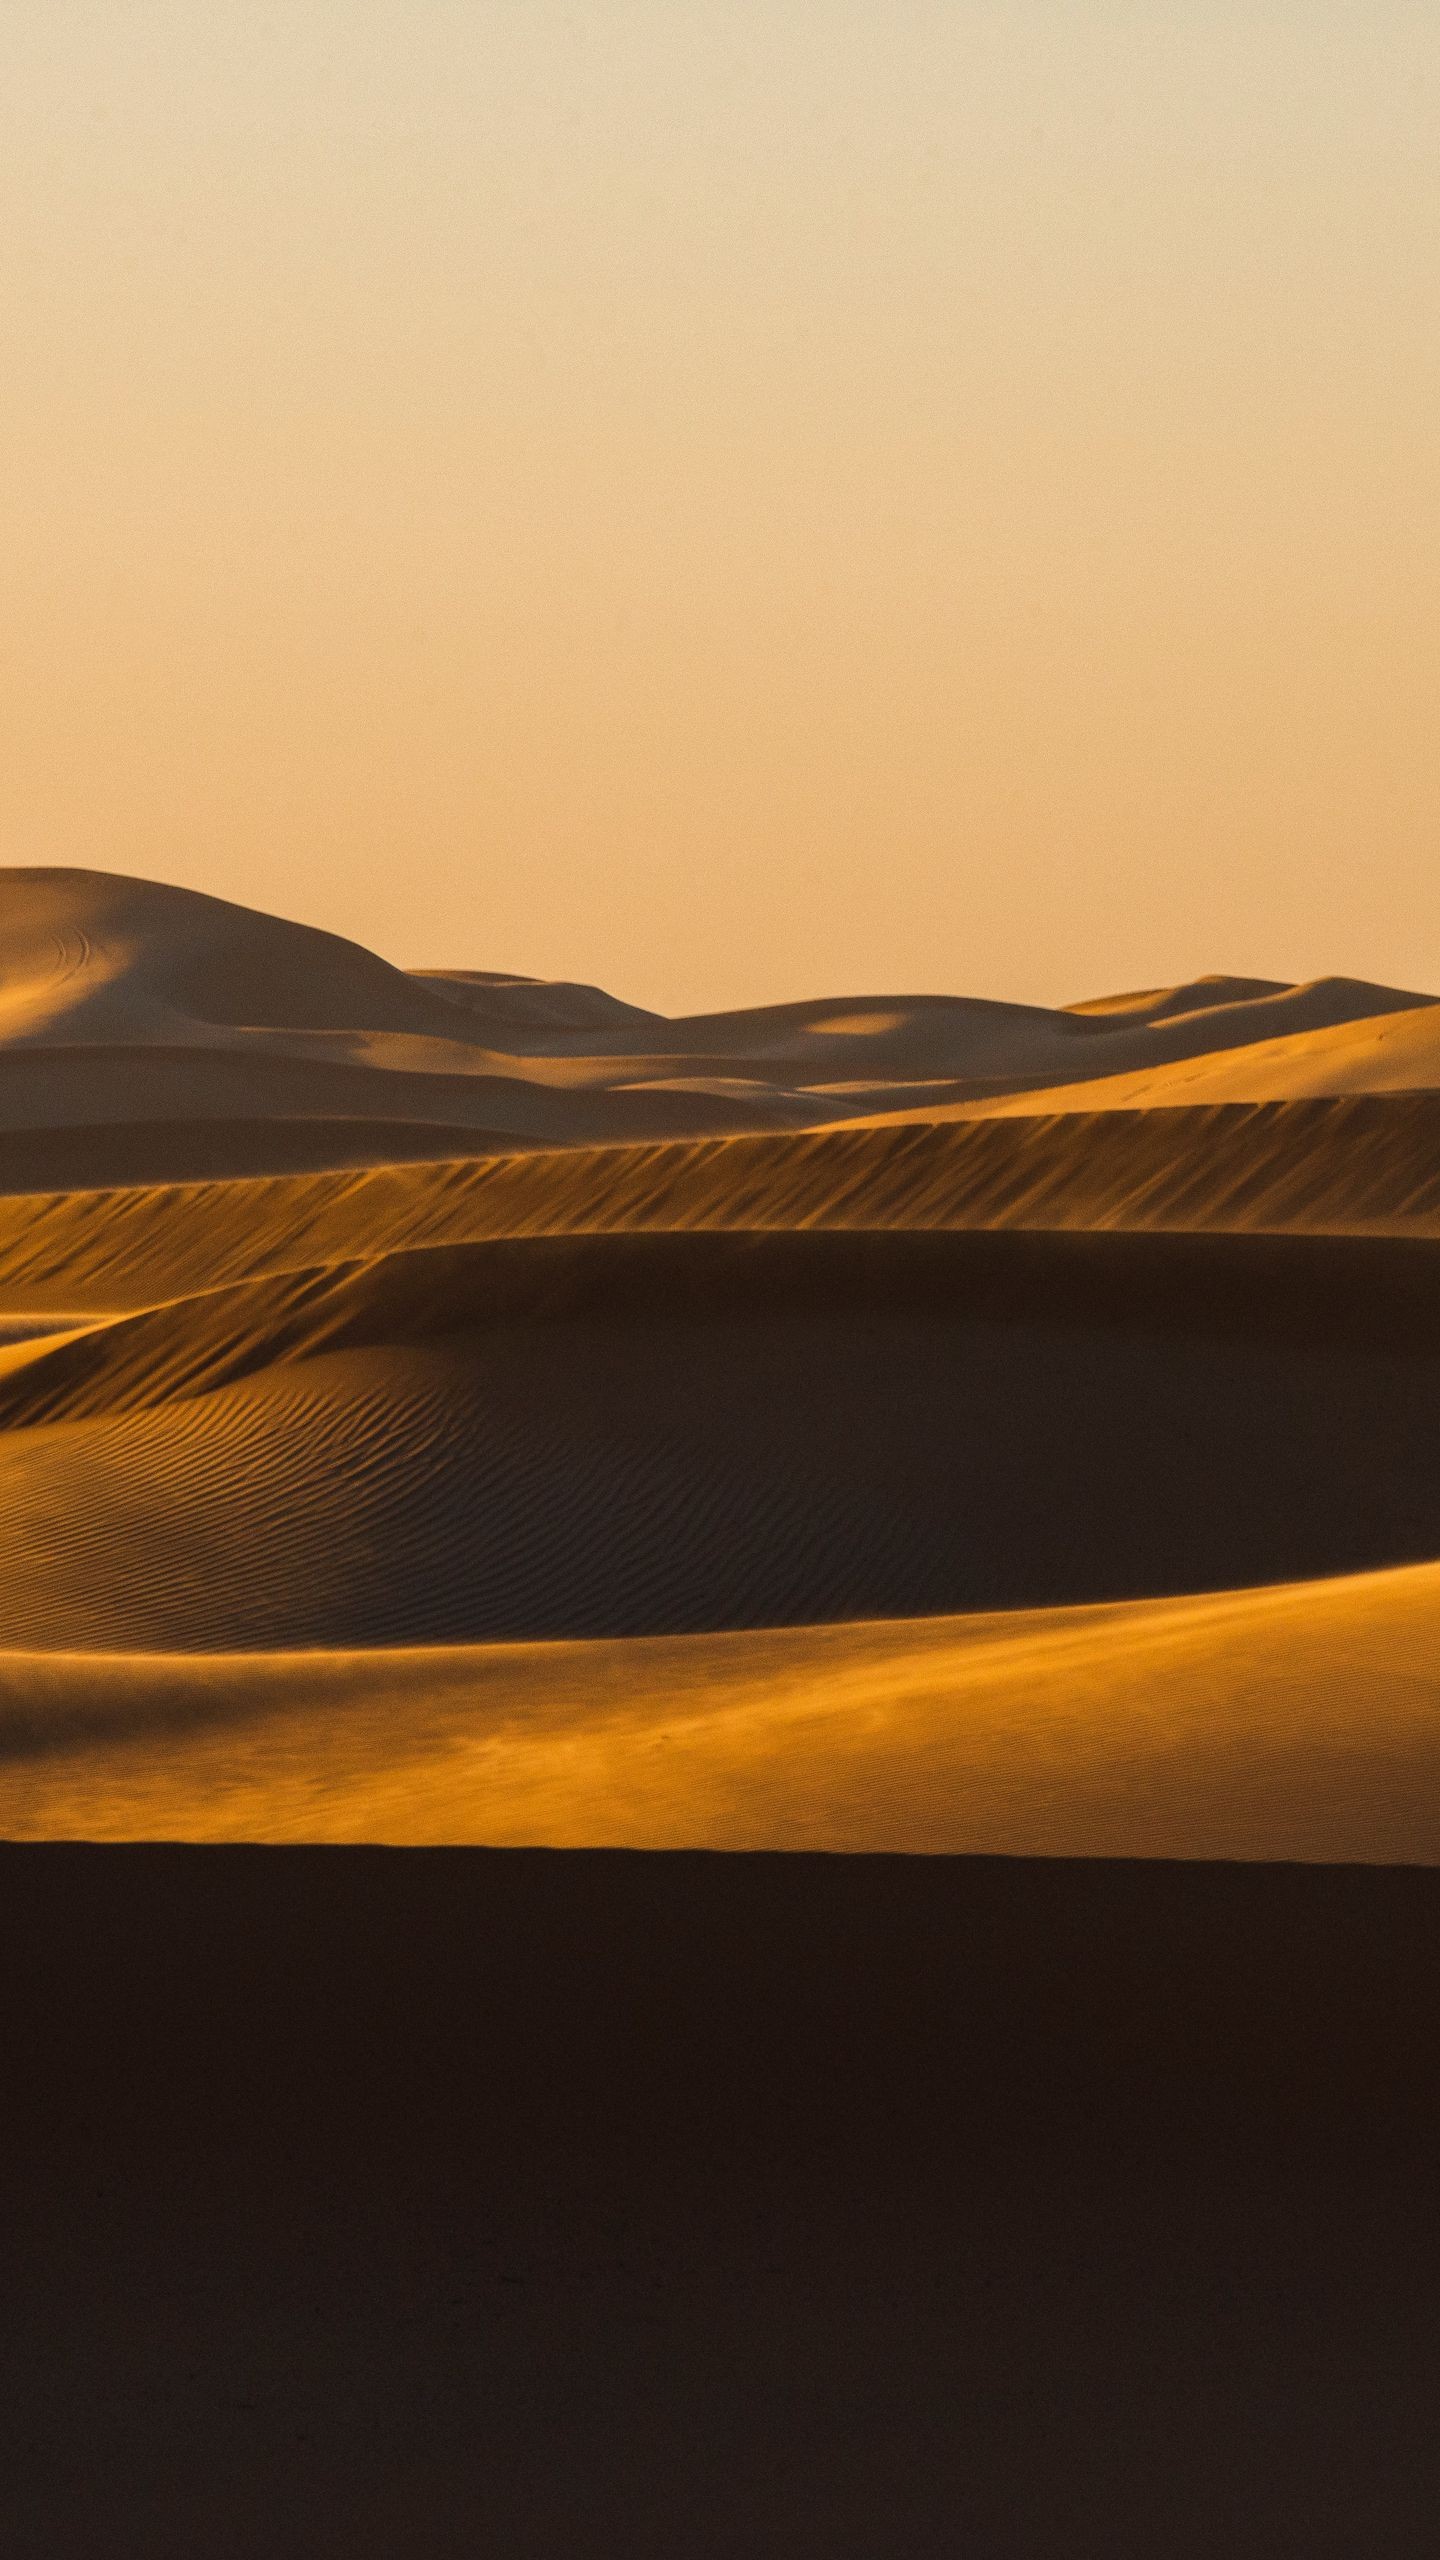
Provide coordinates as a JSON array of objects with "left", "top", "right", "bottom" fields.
[
  {"left": 4, "top": 866, "right": 1440, "bottom": 1856},
  {"left": 10, "top": 1564, "right": 1440, "bottom": 1861}
]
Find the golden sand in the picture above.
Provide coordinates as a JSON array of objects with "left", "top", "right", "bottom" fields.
[{"left": 5, "top": 865, "right": 1440, "bottom": 1857}]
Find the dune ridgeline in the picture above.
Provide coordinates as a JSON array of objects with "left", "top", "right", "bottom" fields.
[{"left": 4, "top": 865, "right": 1440, "bottom": 1857}]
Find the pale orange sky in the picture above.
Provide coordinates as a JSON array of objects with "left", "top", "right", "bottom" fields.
[{"left": 3, "top": 4, "right": 1438, "bottom": 1013}]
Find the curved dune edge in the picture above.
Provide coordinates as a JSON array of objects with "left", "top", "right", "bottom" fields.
[
  {"left": 7, "top": 1560, "right": 1440, "bottom": 1861},
  {"left": 8, "top": 1096, "right": 1440, "bottom": 1323},
  {"left": 6, "top": 1226, "right": 1440, "bottom": 1654},
  {"left": 878, "top": 997, "right": 1440, "bottom": 1117},
  {"left": 9, "top": 1222, "right": 1440, "bottom": 1433}
]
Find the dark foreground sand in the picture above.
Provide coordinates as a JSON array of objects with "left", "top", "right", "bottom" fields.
[{"left": 7, "top": 1845, "right": 1440, "bottom": 2558}]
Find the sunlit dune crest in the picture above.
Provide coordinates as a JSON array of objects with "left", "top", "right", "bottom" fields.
[
  {"left": 3, "top": 867, "right": 1439, "bottom": 1860},
  {"left": 9, "top": 1564, "right": 1440, "bottom": 1862}
]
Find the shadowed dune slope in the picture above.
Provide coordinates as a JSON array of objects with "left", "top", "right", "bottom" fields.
[
  {"left": 4, "top": 1231, "right": 1440, "bottom": 1652},
  {"left": 0, "top": 1039, "right": 834, "bottom": 1150},
  {"left": 0, "top": 1116, "right": 532, "bottom": 1196},
  {"left": 7, "top": 1096, "right": 1440, "bottom": 1322}
]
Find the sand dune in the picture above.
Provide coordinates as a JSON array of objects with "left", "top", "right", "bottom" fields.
[
  {"left": 954, "top": 993, "right": 1440, "bottom": 1114},
  {"left": 5, "top": 1230, "right": 1440, "bottom": 1660},
  {"left": 2, "top": 870, "right": 1436, "bottom": 1171},
  {"left": 9, "top": 1559, "right": 1440, "bottom": 1860},
  {"left": 4, "top": 867, "right": 1440, "bottom": 1858},
  {"left": 9, "top": 1224, "right": 1440, "bottom": 1427},
  {"left": 8, "top": 1097, "right": 1440, "bottom": 1326}
]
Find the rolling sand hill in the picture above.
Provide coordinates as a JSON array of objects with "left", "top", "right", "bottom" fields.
[
  {"left": 10, "top": 868, "right": 1440, "bottom": 2555},
  {"left": 4, "top": 865, "right": 1440, "bottom": 1858}
]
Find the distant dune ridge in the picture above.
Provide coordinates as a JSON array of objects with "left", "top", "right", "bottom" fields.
[
  {"left": 4, "top": 865, "right": 1440, "bottom": 1857},
  {"left": 3, "top": 865, "right": 1437, "bottom": 1150}
]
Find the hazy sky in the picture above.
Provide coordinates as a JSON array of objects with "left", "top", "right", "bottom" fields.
[{"left": 3, "top": 4, "right": 1437, "bottom": 1011}]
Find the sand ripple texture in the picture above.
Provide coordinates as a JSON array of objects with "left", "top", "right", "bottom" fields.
[{"left": 4, "top": 866, "right": 1440, "bottom": 1856}]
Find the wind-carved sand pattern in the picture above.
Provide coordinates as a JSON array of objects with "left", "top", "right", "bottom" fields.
[{"left": 4, "top": 865, "right": 1440, "bottom": 1856}]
